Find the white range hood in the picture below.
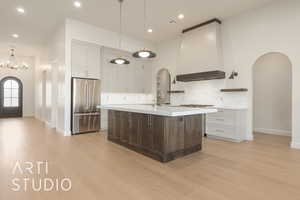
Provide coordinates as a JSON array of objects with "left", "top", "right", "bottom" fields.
[{"left": 177, "top": 19, "right": 224, "bottom": 75}]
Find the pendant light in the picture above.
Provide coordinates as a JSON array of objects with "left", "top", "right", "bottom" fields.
[
  {"left": 0, "top": 47, "right": 29, "bottom": 70},
  {"left": 132, "top": 0, "right": 156, "bottom": 59},
  {"left": 110, "top": 0, "right": 130, "bottom": 65}
]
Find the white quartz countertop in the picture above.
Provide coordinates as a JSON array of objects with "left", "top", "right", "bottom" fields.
[
  {"left": 100, "top": 104, "right": 218, "bottom": 117},
  {"left": 212, "top": 106, "right": 248, "bottom": 110}
]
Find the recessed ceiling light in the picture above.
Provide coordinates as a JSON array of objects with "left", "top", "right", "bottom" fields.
[
  {"left": 147, "top": 29, "right": 153, "bottom": 33},
  {"left": 178, "top": 14, "right": 185, "bottom": 19},
  {"left": 73, "top": 1, "right": 82, "bottom": 8},
  {"left": 17, "top": 7, "right": 25, "bottom": 14},
  {"left": 12, "top": 34, "right": 19, "bottom": 38}
]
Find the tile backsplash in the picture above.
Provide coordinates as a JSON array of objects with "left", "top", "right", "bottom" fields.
[
  {"left": 170, "top": 79, "right": 248, "bottom": 107},
  {"left": 171, "top": 80, "right": 225, "bottom": 106},
  {"left": 101, "top": 93, "right": 154, "bottom": 105}
]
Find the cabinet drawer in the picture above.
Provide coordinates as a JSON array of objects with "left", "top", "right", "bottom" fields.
[
  {"left": 206, "top": 109, "right": 236, "bottom": 125},
  {"left": 207, "top": 109, "right": 225, "bottom": 118},
  {"left": 206, "top": 122, "right": 236, "bottom": 139}
]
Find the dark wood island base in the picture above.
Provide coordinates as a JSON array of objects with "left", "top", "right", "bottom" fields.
[{"left": 107, "top": 110, "right": 205, "bottom": 162}]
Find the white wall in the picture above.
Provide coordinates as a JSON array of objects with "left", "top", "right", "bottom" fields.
[
  {"left": 39, "top": 19, "right": 157, "bottom": 135},
  {"left": 0, "top": 55, "right": 35, "bottom": 117},
  {"left": 153, "top": 0, "right": 300, "bottom": 147},
  {"left": 152, "top": 37, "right": 229, "bottom": 107},
  {"left": 253, "top": 53, "right": 292, "bottom": 136},
  {"left": 38, "top": 23, "right": 66, "bottom": 132},
  {"left": 221, "top": 0, "right": 300, "bottom": 146},
  {"left": 0, "top": 43, "right": 43, "bottom": 120},
  {"left": 62, "top": 19, "right": 157, "bottom": 135}
]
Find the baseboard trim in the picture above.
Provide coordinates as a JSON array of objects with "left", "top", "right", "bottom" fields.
[
  {"left": 45, "top": 121, "right": 52, "bottom": 128},
  {"left": 55, "top": 127, "right": 71, "bottom": 136},
  {"left": 207, "top": 135, "right": 242, "bottom": 143},
  {"left": 34, "top": 116, "right": 43, "bottom": 122},
  {"left": 254, "top": 128, "right": 291, "bottom": 136},
  {"left": 291, "top": 141, "right": 300, "bottom": 149},
  {"left": 64, "top": 131, "right": 72, "bottom": 136},
  {"left": 246, "top": 134, "right": 254, "bottom": 141},
  {"left": 56, "top": 127, "right": 65, "bottom": 135}
]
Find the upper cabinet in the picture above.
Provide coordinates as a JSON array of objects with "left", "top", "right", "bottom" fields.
[
  {"left": 177, "top": 20, "right": 223, "bottom": 75},
  {"left": 101, "top": 47, "right": 152, "bottom": 94},
  {"left": 71, "top": 40, "right": 101, "bottom": 79}
]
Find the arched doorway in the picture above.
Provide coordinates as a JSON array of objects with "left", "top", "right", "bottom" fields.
[
  {"left": 156, "top": 68, "right": 171, "bottom": 105},
  {"left": 0, "top": 77, "right": 23, "bottom": 118},
  {"left": 252, "top": 52, "right": 292, "bottom": 144}
]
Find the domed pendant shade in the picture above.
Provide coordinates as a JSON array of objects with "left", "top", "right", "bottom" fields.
[
  {"left": 110, "top": 58, "right": 130, "bottom": 65},
  {"left": 132, "top": 0, "right": 157, "bottom": 59},
  {"left": 110, "top": 0, "right": 130, "bottom": 65},
  {"left": 132, "top": 49, "right": 156, "bottom": 58}
]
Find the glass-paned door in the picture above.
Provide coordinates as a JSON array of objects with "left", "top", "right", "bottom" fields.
[{"left": 0, "top": 77, "right": 23, "bottom": 118}]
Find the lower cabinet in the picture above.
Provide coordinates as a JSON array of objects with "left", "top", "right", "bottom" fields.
[
  {"left": 107, "top": 110, "right": 204, "bottom": 162},
  {"left": 128, "top": 113, "right": 141, "bottom": 147},
  {"left": 108, "top": 110, "right": 118, "bottom": 140},
  {"left": 184, "top": 115, "right": 203, "bottom": 149},
  {"left": 206, "top": 108, "right": 247, "bottom": 142},
  {"left": 119, "top": 112, "right": 130, "bottom": 143},
  {"left": 140, "top": 114, "right": 154, "bottom": 151}
]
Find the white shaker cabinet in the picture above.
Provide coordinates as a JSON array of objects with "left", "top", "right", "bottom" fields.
[
  {"left": 101, "top": 47, "right": 153, "bottom": 94},
  {"left": 71, "top": 40, "right": 101, "bottom": 79},
  {"left": 206, "top": 108, "right": 247, "bottom": 142},
  {"left": 71, "top": 42, "right": 88, "bottom": 78},
  {"left": 87, "top": 45, "right": 101, "bottom": 79}
]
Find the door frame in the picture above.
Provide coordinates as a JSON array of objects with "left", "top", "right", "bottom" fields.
[{"left": 0, "top": 76, "right": 23, "bottom": 118}]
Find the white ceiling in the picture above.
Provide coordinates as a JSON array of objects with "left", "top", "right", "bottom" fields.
[{"left": 0, "top": 0, "right": 277, "bottom": 51}]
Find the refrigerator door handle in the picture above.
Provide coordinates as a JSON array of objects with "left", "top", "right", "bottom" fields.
[
  {"left": 74, "top": 112, "right": 100, "bottom": 116},
  {"left": 87, "top": 82, "right": 89, "bottom": 110}
]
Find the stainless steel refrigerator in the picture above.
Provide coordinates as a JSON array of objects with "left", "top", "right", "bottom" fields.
[{"left": 71, "top": 78, "right": 101, "bottom": 135}]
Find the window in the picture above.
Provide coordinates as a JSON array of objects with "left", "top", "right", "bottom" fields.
[{"left": 3, "top": 79, "right": 19, "bottom": 107}]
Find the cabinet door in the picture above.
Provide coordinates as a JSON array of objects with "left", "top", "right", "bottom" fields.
[
  {"left": 184, "top": 115, "right": 203, "bottom": 148},
  {"left": 141, "top": 114, "right": 154, "bottom": 151},
  {"left": 129, "top": 113, "right": 142, "bottom": 147},
  {"left": 164, "top": 117, "right": 184, "bottom": 153},
  {"left": 152, "top": 115, "right": 165, "bottom": 153},
  {"left": 108, "top": 110, "right": 115, "bottom": 139},
  {"left": 108, "top": 110, "right": 121, "bottom": 140},
  {"left": 71, "top": 42, "right": 88, "bottom": 78},
  {"left": 87, "top": 45, "right": 101, "bottom": 79},
  {"left": 120, "top": 112, "right": 130, "bottom": 143}
]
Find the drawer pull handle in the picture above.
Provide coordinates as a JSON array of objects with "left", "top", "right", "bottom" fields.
[
  {"left": 216, "top": 119, "right": 224, "bottom": 121},
  {"left": 215, "top": 129, "right": 224, "bottom": 133}
]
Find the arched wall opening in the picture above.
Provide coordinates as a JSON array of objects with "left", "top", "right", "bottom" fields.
[
  {"left": 252, "top": 52, "right": 292, "bottom": 142},
  {"left": 156, "top": 68, "right": 171, "bottom": 105}
]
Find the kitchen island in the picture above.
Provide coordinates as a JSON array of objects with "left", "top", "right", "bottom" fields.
[{"left": 101, "top": 105, "right": 217, "bottom": 162}]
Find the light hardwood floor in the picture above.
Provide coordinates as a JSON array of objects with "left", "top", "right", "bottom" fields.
[{"left": 1, "top": 118, "right": 300, "bottom": 200}]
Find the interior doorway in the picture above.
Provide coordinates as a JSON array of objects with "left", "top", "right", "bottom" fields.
[
  {"left": 0, "top": 76, "right": 23, "bottom": 118},
  {"left": 252, "top": 52, "right": 292, "bottom": 143}
]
